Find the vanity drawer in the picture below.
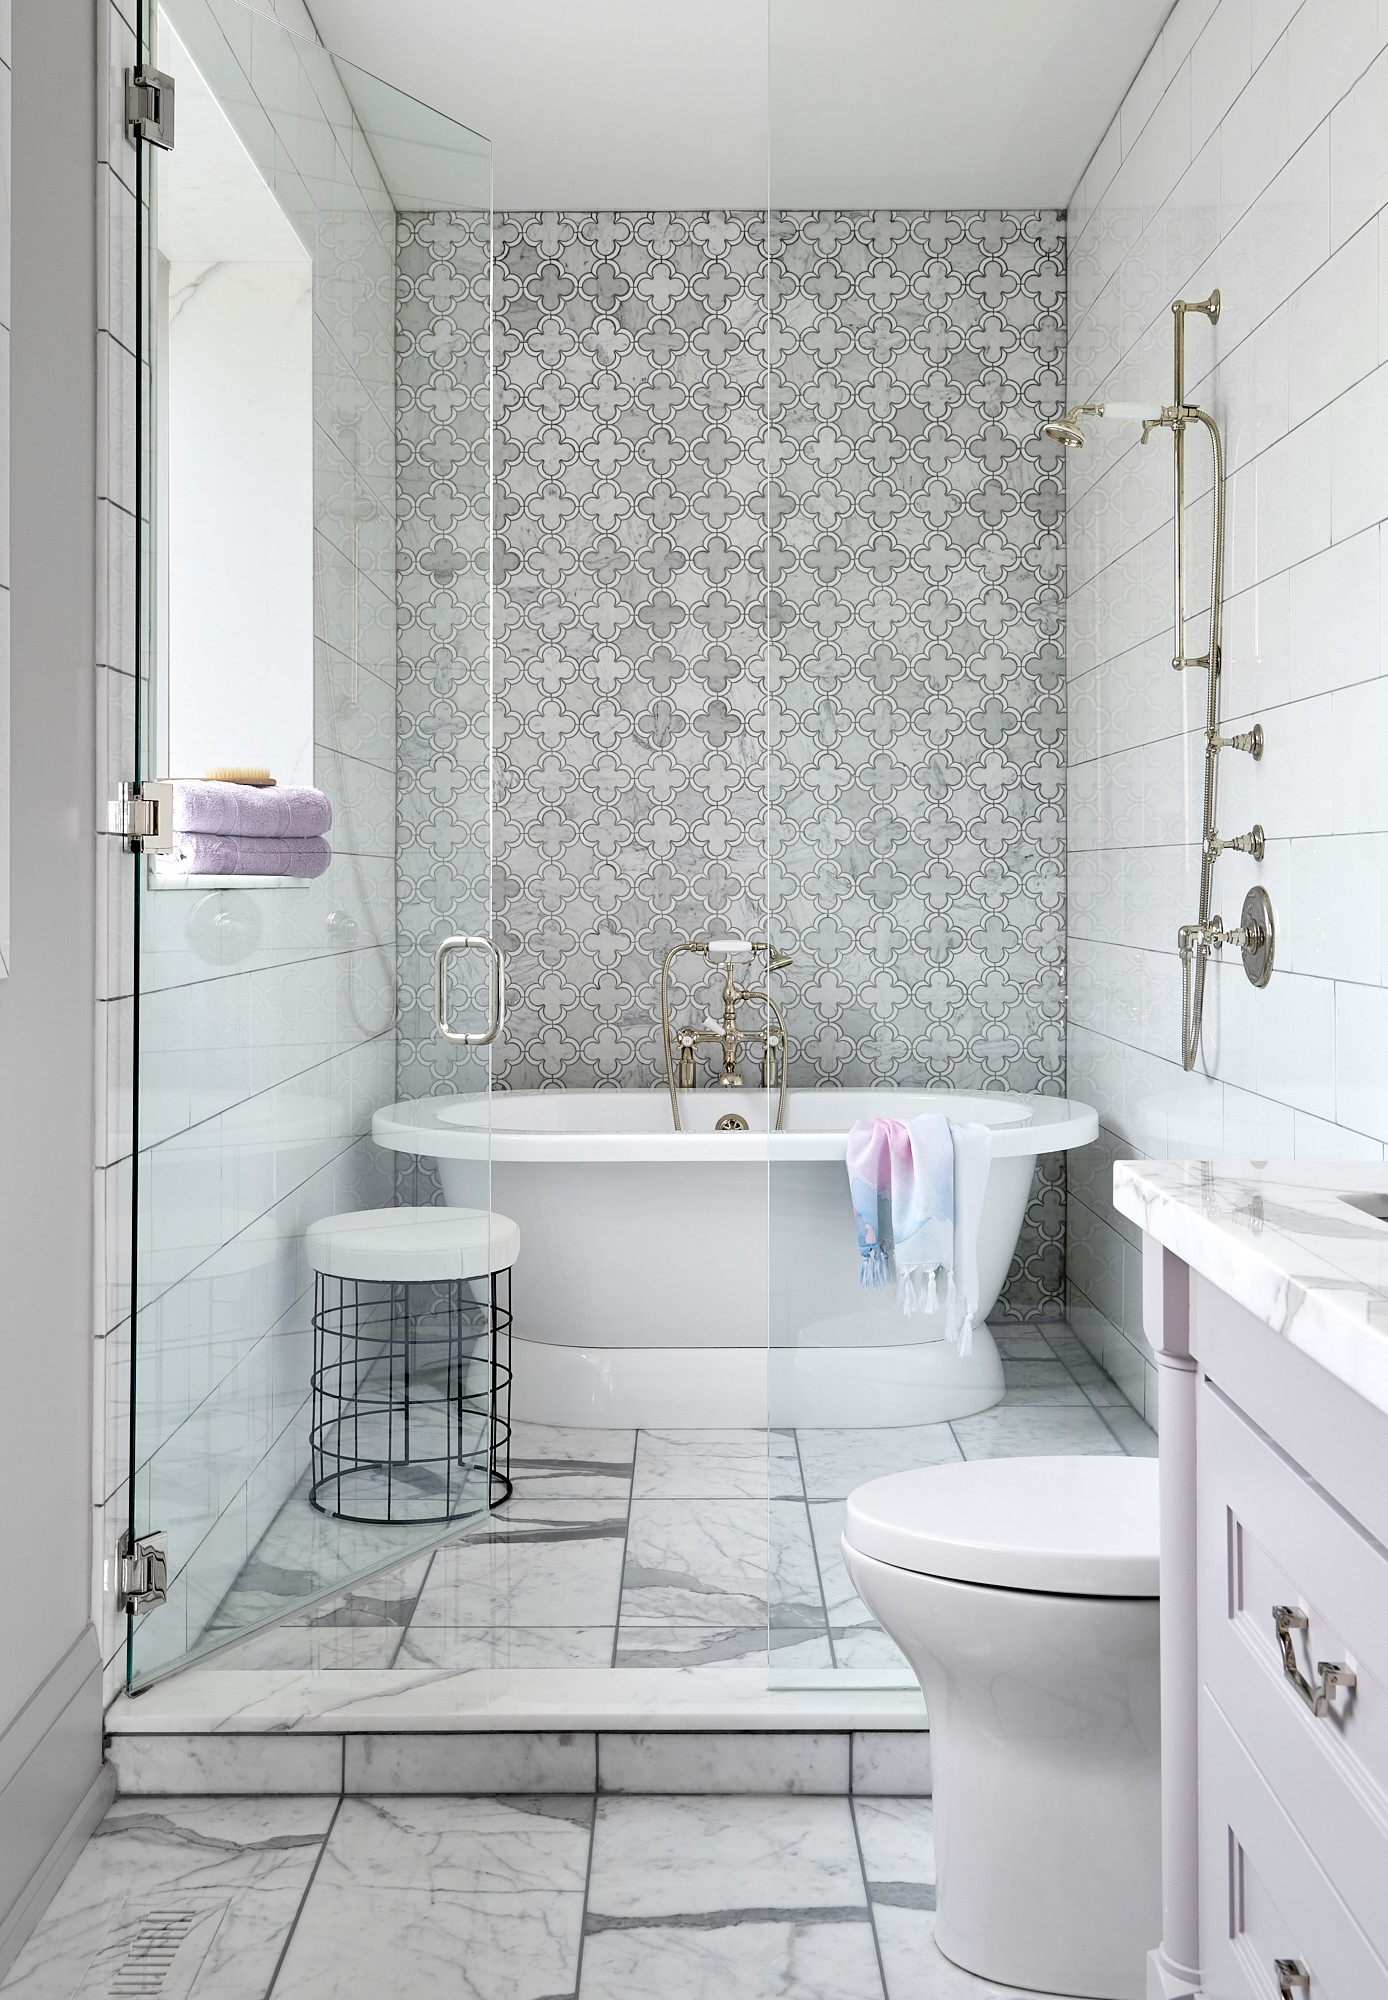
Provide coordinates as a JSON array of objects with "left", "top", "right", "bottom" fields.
[
  {"left": 1198, "top": 1381, "right": 1388, "bottom": 1957},
  {"left": 1199, "top": 1692, "right": 1388, "bottom": 1998}
]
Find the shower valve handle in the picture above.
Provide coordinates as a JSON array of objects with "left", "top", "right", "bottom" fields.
[
  {"left": 1204, "top": 823, "right": 1265, "bottom": 864},
  {"left": 1209, "top": 723, "right": 1264, "bottom": 760}
]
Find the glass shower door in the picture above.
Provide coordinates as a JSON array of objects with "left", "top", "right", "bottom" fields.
[{"left": 124, "top": 0, "right": 496, "bottom": 1686}]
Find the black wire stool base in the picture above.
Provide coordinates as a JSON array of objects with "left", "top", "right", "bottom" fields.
[{"left": 310, "top": 1266, "right": 513, "bottom": 1526}]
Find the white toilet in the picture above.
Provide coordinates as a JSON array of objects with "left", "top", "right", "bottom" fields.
[{"left": 842, "top": 1456, "right": 1160, "bottom": 2000}]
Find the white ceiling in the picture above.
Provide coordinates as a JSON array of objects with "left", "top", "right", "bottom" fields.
[{"left": 306, "top": 0, "right": 1175, "bottom": 211}]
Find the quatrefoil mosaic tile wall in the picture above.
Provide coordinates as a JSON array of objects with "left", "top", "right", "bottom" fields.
[{"left": 396, "top": 209, "right": 1067, "bottom": 1314}]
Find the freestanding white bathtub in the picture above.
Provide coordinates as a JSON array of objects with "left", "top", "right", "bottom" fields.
[{"left": 371, "top": 1088, "right": 1098, "bottom": 1429}]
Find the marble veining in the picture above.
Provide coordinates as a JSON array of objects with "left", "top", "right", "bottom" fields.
[
  {"left": 1113, "top": 1160, "right": 1388, "bottom": 1418},
  {"left": 125, "top": 1324, "right": 1154, "bottom": 1720},
  {"left": 4, "top": 1792, "right": 1067, "bottom": 1999}
]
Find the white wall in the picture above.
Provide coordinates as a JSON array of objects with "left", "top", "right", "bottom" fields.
[
  {"left": 0, "top": 0, "right": 108, "bottom": 1971},
  {"left": 1064, "top": 0, "right": 1388, "bottom": 1418}
]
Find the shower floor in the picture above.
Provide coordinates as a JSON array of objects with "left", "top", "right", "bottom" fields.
[{"left": 201, "top": 1324, "right": 1155, "bottom": 1676}]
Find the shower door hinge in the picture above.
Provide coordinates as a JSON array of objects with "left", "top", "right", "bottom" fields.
[
  {"left": 127, "top": 65, "right": 175, "bottom": 150},
  {"left": 118, "top": 1531, "right": 169, "bottom": 1612},
  {"left": 109, "top": 779, "right": 174, "bottom": 854}
]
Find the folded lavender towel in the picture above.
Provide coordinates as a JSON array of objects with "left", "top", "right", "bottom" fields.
[
  {"left": 171, "top": 781, "right": 332, "bottom": 839},
  {"left": 163, "top": 832, "right": 331, "bottom": 880}
]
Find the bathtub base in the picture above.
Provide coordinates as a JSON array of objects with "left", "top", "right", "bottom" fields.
[{"left": 512, "top": 1324, "right": 1006, "bottom": 1430}]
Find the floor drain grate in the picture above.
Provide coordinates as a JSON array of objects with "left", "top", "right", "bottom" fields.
[
  {"left": 108, "top": 1911, "right": 199, "bottom": 1995},
  {"left": 78, "top": 1898, "right": 229, "bottom": 2000}
]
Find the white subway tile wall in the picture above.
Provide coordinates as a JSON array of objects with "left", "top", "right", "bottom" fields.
[{"left": 1065, "top": 0, "right": 1388, "bottom": 1423}]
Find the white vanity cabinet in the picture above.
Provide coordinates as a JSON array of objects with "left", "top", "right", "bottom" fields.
[{"left": 1135, "top": 1235, "right": 1388, "bottom": 2000}]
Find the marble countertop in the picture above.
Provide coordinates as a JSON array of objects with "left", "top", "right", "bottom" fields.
[{"left": 1113, "top": 1160, "right": 1388, "bottom": 1419}]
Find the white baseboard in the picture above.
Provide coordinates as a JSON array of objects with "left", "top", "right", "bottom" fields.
[{"left": 0, "top": 1760, "right": 114, "bottom": 1982}]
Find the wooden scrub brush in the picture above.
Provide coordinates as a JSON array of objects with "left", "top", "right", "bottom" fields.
[{"left": 203, "top": 765, "right": 277, "bottom": 787}]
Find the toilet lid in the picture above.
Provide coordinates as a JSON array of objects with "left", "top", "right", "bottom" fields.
[{"left": 844, "top": 1456, "right": 1159, "bottom": 1596}]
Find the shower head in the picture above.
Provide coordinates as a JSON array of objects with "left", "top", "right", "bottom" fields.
[
  {"left": 765, "top": 947, "right": 794, "bottom": 972},
  {"left": 1043, "top": 399, "right": 1167, "bottom": 449},
  {"left": 1044, "top": 405, "right": 1093, "bottom": 449}
]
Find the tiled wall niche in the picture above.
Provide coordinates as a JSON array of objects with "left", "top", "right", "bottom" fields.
[
  {"left": 1064, "top": 0, "right": 1388, "bottom": 1419},
  {"left": 398, "top": 208, "right": 1069, "bottom": 1315}
]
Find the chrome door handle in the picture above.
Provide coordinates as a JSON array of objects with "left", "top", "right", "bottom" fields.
[
  {"left": 1275, "top": 1960, "right": 1310, "bottom": 1997},
  {"left": 1272, "top": 1607, "right": 1356, "bottom": 1718},
  {"left": 434, "top": 935, "right": 504, "bottom": 1047}
]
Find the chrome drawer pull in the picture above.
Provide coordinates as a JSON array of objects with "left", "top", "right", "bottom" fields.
[
  {"left": 1272, "top": 1607, "right": 1356, "bottom": 1718},
  {"left": 1275, "top": 1961, "right": 1309, "bottom": 1997}
]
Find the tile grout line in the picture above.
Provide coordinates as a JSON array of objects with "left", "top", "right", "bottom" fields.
[
  {"left": 386, "top": 1544, "right": 437, "bottom": 1669},
  {"left": 608, "top": 1433, "right": 637, "bottom": 1670},
  {"left": 569, "top": 1784, "right": 601, "bottom": 2000},
  {"left": 790, "top": 1427, "right": 836, "bottom": 1670},
  {"left": 263, "top": 1793, "right": 343, "bottom": 2000},
  {"left": 848, "top": 1794, "right": 892, "bottom": 2000},
  {"left": 1042, "top": 1323, "right": 1148, "bottom": 1453}
]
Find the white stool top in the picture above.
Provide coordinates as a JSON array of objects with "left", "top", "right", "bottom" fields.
[
  {"left": 306, "top": 1207, "right": 520, "bottom": 1283},
  {"left": 844, "top": 1456, "right": 1159, "bottom": 1597}
]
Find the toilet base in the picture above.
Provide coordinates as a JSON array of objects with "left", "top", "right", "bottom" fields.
[{"left": 842, "top": 1545, "right": 1160, "bottom": 2000}]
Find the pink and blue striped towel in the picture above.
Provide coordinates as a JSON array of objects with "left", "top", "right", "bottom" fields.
[{"left": 846, "top": 1113, "right": 992, "bottom": 1353}]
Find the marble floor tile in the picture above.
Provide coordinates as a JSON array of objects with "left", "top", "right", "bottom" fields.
[
  {"left": 1037, "top": 1326, "right": 1095, "bottom": 1369},
  {"left": 989, "top": 1330, "right": 1053, "bottom": 1359},
  {"left": 854, "top": 1800, "right": 1069, "bottom": 1997},
  {"left": 770, "top": 1498, "right": 835, "bottom": 1633},
  {"left": 870, "top": 1906, "right": 1070, "bottom": 1999},
  {"left": 0, "top": 1798, "right": 333, "bottom": 2000},
  {"left": 586, "top": 1794, "right": 870, "bottom": 1914},
  {"left": 632, "top": 1429, "right": 769, "bottom": 1500},
  {"left": 449, "top": 1498, "right": 631, "bottom": 1546},
  {"left": 948, "top": 1404, "right": 1124, "bottom": 1460},
  {"left": 611, "top": 1623, "right": 834, "bottom": 1669},
  {"left": 508, "top": 1421, "right": 636, "bottom": 1501},
  {"left": 997, "top": 1359, "right": 1089, "bottom": 1405},
  {"left": 580, "top": 1795, "right": 882, "bottom": 1998},
  {"left": 271, "top": 1883, "right": 585, "bottom": 2000},
  {"left": 396, "top": 1625, "right": 618, "bottom": 1669},
  {"left": 853, "top": 1796, "right": 935, "bottom": 1892},
  {"left": 794, "top": 1423, "right": 963, "bottom": 1500},
  {"left": 620, "top": 1499, "right": 769, "bottom": 1625},
  {"left": 296, "top": 1558, "right": 434, "bottom": 1627},
  {"left": 831, "top": 1625, "right": 909, "bottom": 1671},
  {"left": 1099, "top": 1404, "right": 1159, "bottom": 1456},
  {"left": 198, "top": 1623, "right": 402, "bottom": 1671},
  {"left": 770, "top": 1428, "right": 807, "bottom": 1499},
  {"left": 410, "top": 1531, "right": 627, "bottom": 1629},
  {"left": 206, "top": 1550, "right": 434, "bottom": 1640},
  {"left": 577, "top": 1911, "right": 885, "bottom": 1998},
  {"left": 320, "top": 1795, "right": 593, "bottom": 1895},
  {"left": 809, "top": 1501, "right": 876, "bottom": 1628},
  {"left": 1061, "top": 1362, "right": 1131, "bottom": 1406}
]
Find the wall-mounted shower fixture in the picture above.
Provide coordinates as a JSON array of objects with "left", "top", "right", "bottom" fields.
[
  {"left": 1042, "top": 401, "right": 1164, "bottom": 447},
  {"left": 1048, "top": 289, "right": 1274, "bottom": 1071},
  {"left": 660, "top": 939, "right": 793, "bottom": 1131}
]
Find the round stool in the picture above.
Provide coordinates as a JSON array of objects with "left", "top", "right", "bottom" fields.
[{"left": 306, "top": 1207, "right": 518, "bottom": 1526}]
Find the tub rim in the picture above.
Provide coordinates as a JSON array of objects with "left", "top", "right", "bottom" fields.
[{"left": 372, "top": 1086, "right": 1099, "bottom": 1163}]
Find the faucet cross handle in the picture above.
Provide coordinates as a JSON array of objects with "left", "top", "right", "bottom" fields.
[{"left": 1204, "top": 823, "right": 1265, "bottom": 863}]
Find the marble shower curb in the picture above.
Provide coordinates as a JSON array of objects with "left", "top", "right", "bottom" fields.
[{"left": 104, "top": 1668, "right": 929, "bottom": 1797}]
